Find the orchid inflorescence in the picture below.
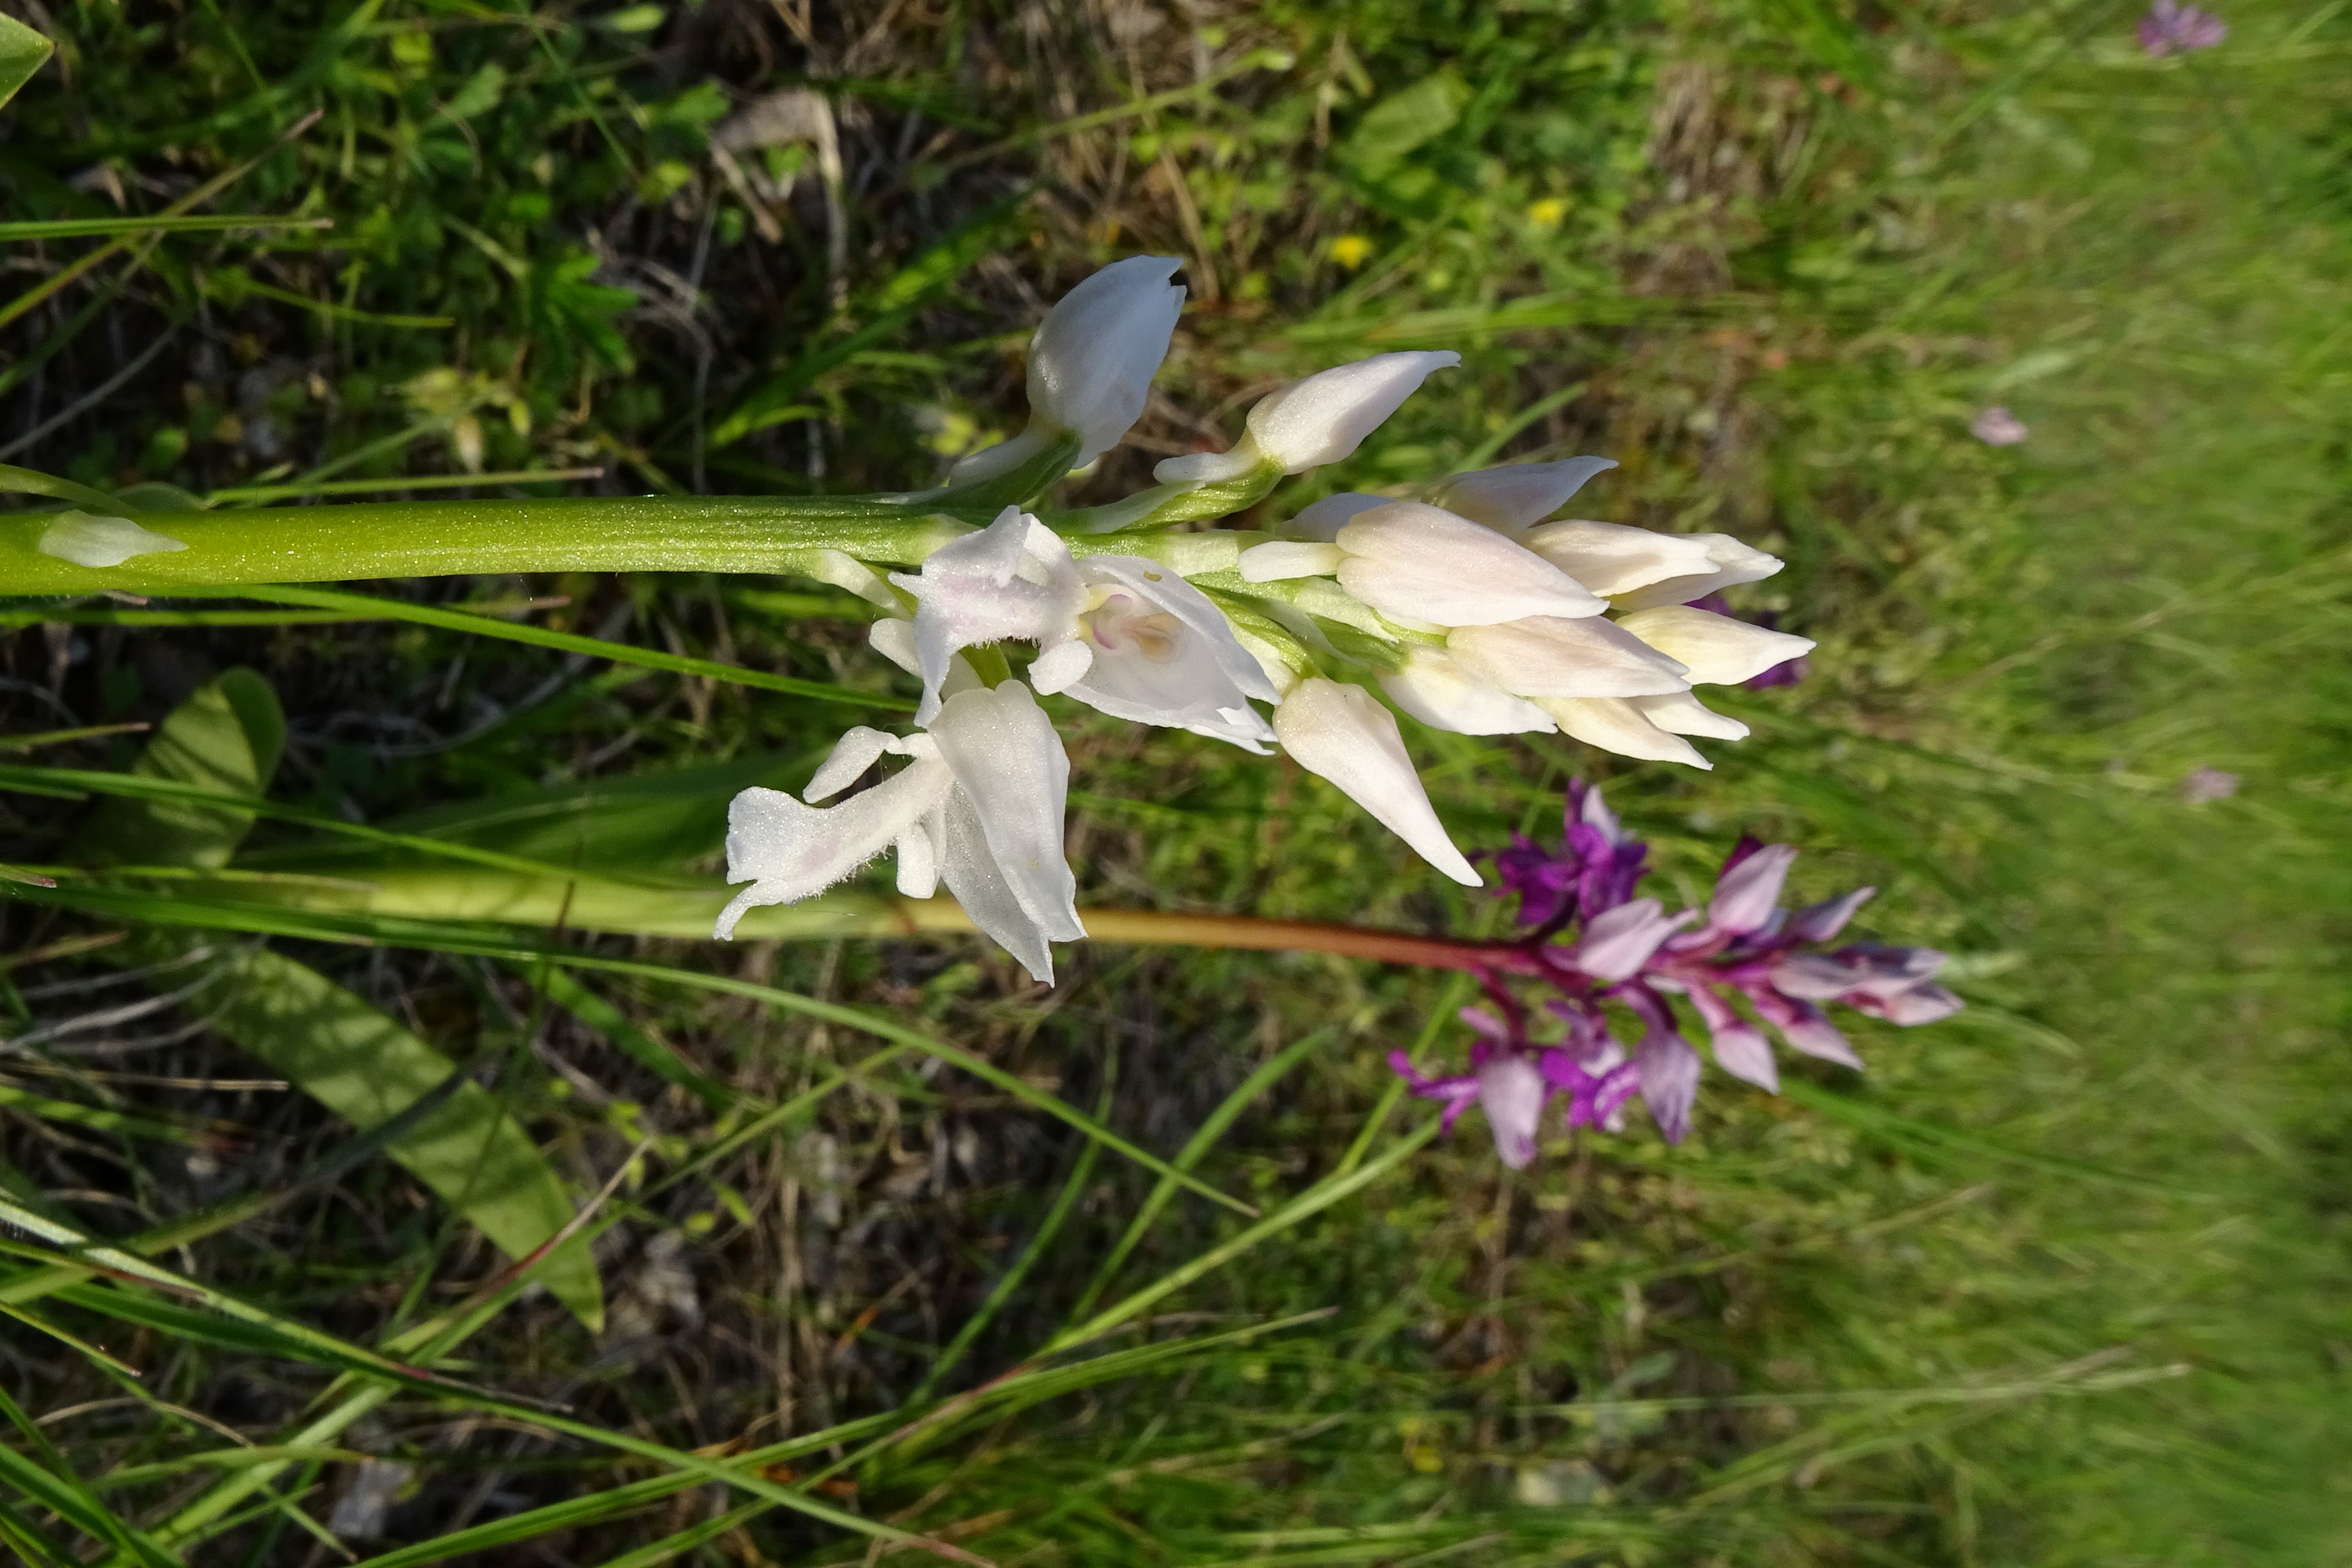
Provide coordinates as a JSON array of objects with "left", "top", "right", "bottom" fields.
[
  {"left": 715, "top": 257, "right": 1817, "bottom": 982},
  {"left": 1394, "top": 781, "right": 1962, "bottom": 1163}
]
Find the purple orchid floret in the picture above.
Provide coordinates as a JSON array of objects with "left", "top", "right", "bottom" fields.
[
  {"left": 1391, "top": 779, "right": 1961, "bottom": 1163},
  {"left": 2139, "top": 0, "right": 2225, "bottom": 56}
]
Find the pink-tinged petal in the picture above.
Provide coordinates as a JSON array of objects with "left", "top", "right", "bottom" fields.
[
  {"left": 1769, "top": 952, "right": 1862, "bottom": 1000},
  {"left": 1752, "top": 988, "right": 1865, "bottom": 1068},
  {"left": 1878, "top": 982, "right": 1964, "bottom": 1026},
  {"left": 1634, "top": 1031, "right": 1702, "bottom": 1144},
  {"left": 1477, "top": 1052, "right": 1551, "bottom": 1169},
  {"left": 1575, "top": 897, "right": 1694, "bottom": 982},
  {"left": 1786, "top": 886, "right": 1875, "bottom": 943},
  {"left": 1710, "top": 842, "right": 1798, "bottom": 935},
  {"left": 1688, "top": 985, "right": 1779, "bottom": 1093}
]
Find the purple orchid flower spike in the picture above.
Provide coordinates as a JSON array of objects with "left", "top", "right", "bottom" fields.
[
  {"left": 2139, "top": 0, "right": 2225, "bottom": 55},
  {"left": 1390, "top": 779, "right": 1964, "bottom": 1163}
]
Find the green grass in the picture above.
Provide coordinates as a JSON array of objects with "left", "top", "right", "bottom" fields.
[{"left": 1, "top": 0, "right": 2348, "bottom": 1563}]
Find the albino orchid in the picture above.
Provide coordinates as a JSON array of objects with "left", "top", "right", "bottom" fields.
[{"left": 706, "top": 259, "right": 1836, "bottom": 980}]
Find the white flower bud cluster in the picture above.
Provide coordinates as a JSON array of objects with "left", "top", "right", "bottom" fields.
[{"left": 717, "top": 260, "right": 1813, "bottom": 983}]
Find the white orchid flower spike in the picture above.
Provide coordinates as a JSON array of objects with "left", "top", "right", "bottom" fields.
[
  {"left": 951, "top": 255, "right": 1186, "bottom": 484},
  {"left": 716, "top": 679, "right": 1084, "bottom": 983},
  {"left": 1155, "top": 352, "right": 1460, "bottom": 485}
]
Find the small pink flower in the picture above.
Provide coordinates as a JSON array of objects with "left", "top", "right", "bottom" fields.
[
  {"left": 2139, "top": 0, "right": 2226, "bottom": 56},
  {"left": 1971, "top": 406, "right": 2030, "bottom": 446}
]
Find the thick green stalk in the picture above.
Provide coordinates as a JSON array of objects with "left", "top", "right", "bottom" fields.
[{"left": 0, "top": 495, "right": 981, "bottom": 594}]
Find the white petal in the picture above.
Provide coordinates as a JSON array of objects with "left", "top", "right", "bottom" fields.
[
  {"left": 1424, "top": 456, "right": 1618, "bottom": 535},
  {"left": 805, "top": 726, "right": 903, "bottom": 801},
  {"left": 1519, "top": 519, "right": 1720, "bottom": 597},
  {"left": 894, "top": 818, "right": 941, "bottom": 898},
  {"left": 1077, "top": 554, "right": 1279, "bottom": 710},
  {"left": 1609, "top": 534, "right": 1785, "bottom": 610},
  {"left": 1336, "top": 501, "right": 1605, "bottom": 626},
  {"left": 806, "top": 548, "right": 900, "bottom": 609},
  {"left": 1447, "top": 616, "right": 1690, "bottom": 699},
  {"left": 1237, "top": 541, "right": 1345, "bottom": 582},
  {"left": 1152, "top": 442, "right": 1267, "bottom": 485},
  {"left": 1629, "top": 689, "right": 1750, "bottom": 740},
  {"left": 1025, "top": 638, "right": 1094, "bottom": 695},
  {"left": 713, "top": 764, "right": 954, "bottom": 938},
  {"left": 1614, "top": 605, "right": 1816, "bottom": 686},
  {"left": 1532, "top": 696, "right": 1714, "bottom": 769},
  {"left": 1287, "top": 492, "right": 1395, "bottom": 541},
  {"left": 1271, "top": 678, "right": 1480, "bottom": 887},
  {"left": 868, "top": 617, "right": 921, "bottom": 676},
  {"left": 38, "top": 512, "right": 186, "bottom": 568},
  {"left": 928, "top": 681, "right": 1084, "bottom": 979},
  {"left": 946, "top": 424, "right": 1056, "bottom": 487},
  {"left": 1377, "top": 647, "right": 1557, "bottom": 735},
  {"left": 1241, "top": 352, "right": 1460, "bottom": 473}
]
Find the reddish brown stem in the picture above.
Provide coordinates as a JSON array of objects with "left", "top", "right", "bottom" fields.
[{"left": 892, "top": 898, "right": 1542, "bottom": 975}]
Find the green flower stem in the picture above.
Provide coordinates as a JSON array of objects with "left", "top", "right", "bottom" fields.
[{"left": 1, "top": 495, "right": 984, "bottom": 595}]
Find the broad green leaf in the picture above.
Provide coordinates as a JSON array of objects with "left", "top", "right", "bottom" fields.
[
  {"left": 86, "top": 666, "right": 281, "bottom": 869},
  {"left": 180, "top": 942, "right": 604, "bottom": 1327},
  {"left": 76, "top": 673, "right": 604, "bottom": 1328},
  {"left": 0, "top": 15, "right": 52, "bottom": 114}
]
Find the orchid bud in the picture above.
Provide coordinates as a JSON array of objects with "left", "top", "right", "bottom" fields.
[
  {"left": 1628, "top": 689, "right": 1750, "bottom": 740},
  {"left": 1423, "top": 456, "right": 1618, "bottom": 535},
  {"left": 1335, "top": 501, "right": 1605, "bottom": 627},
  {"left": 1608, "top": 533, "right": 1785, "bottom": 610},
  {"left": 1519, "top": 519, "right": 1723, "bottom": 597},
  {"left": 1446, "top": 615, "right": 1689, "bottom": 698},
  {"left": 1271, "top": 677, "right": 1480, "bottom": 886},
  {"left": 1532, "top": 696, "right": 1713, "bottom": 769},
  {"left": 1377, "top": 647, "right": 1558, "bottom": 736},
  {"left": 1154, "top": 351, "right": 1460, "bottom": 484},
  {"left": 1475, "top": 1052, "right": 1549, "bottom": 1169},
  {"left": 1574, "top": 897, "right": 1694, "bottom": 982},
  {"left": 952, "top": 255, "right": 1186, "bottom": 484},
  {"left": 1614, "top": 605, "right": 1816, "bottom": 686}
]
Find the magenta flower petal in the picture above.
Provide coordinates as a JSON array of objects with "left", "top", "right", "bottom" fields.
[
  {"left": 1786, "top": 886, "right": 1875, "bottom": 943},
  {"left": 1689, "top": 985, "right": 1778, "bottom": 1092},
  {"left": 1576, "top": 897, "right": 1694, "bottom": 981}
]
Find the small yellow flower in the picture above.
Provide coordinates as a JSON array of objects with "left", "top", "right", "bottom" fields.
[
  {"left": 1526, "top": 197, "right": 1570, "bottom": 230},
  {"left": 1328, "top": 234, "right": 1375, "bottom": 270}
]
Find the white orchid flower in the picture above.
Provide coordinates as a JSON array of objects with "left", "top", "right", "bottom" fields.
[
  {"left": 1377, "top": 647, "right": 1557, "bottom": 736},
  {"left": 891, "top": 507, "right": 1089, "bottom": 725},
  {"left": 1421, "top": 456, "right": 1619, "bottom": 536},
  {"left": 1056, "top": 554, "right": 1281, "bottom": 751},
  {"left": 951, "top": 255, "right": 1186, "bottom": 485},
  {"left": 1612, "top": 605, "right": 1816, "bottom": 686},
  {"left": 716, "top": 681, "right": 1084, "bottom": 983},
  {"left": 1153, "top": 352, "right": 1460, "bottom": 485},
  {"left": 1271, "top": 678, "right": 1480, "bottom": 886},
  {"left": 1285, "top": 491, "right": 1395, "bottom": 541},
  {"left": 892, "top": 506, "right": 1277, "bottom": 746}
]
